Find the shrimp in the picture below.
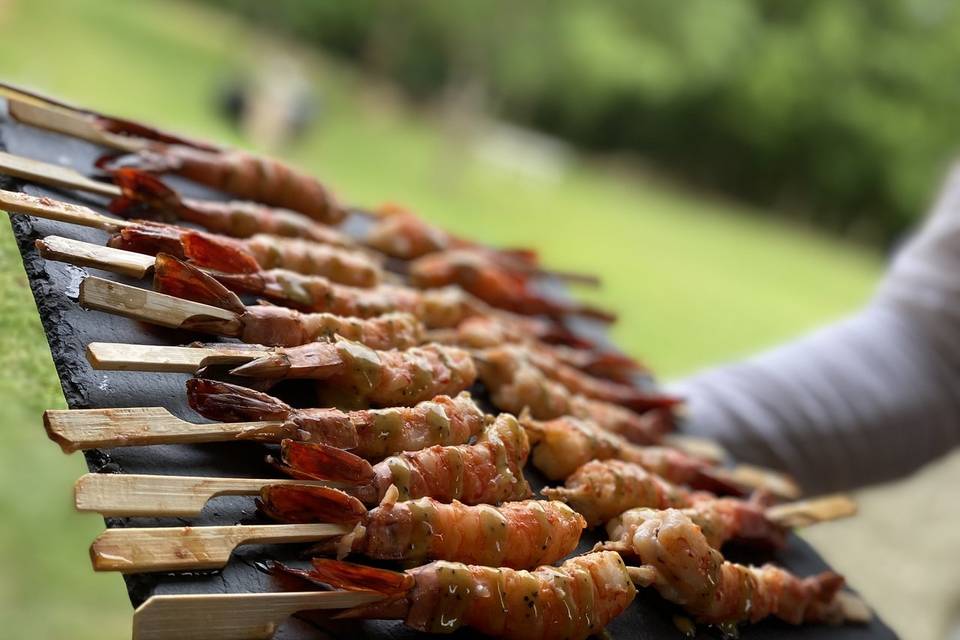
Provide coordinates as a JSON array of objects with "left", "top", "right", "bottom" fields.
[
  {"left": 269, "top": 550, "right": 636, "bottom": 640},
  {"left": 409, "top": 249, "right": 615, "bottom": 322},
  {"left": 273, "top": 413, "right": 531, "bottom": 506},
  {"left": 478, "top": 348, "right": 674, "bottom": 444},
  {"left": 607, "top": 495, "right": 787, "bottom": 551},
  {"left": 150, "top": 254, "right": 420, "bottom": 349},
  {"left": 103, "top": 143, "right": 344, "bottom": 224},
  {"left": 521, "top": 414, "right": 740, "bottom": 493},
  {"left": 187, "top": 379, "right": 486, "bottom": 460},
  {"left": 599, "top": 509, "right": 870, "bottom": 629},
  {"left": 228, "top": 338, "right": 476, "bottom": 408},
  {"left": 109, "top": 168, "right": 356, "bottom": 247},
  {"left": 260, "top": 485, "right": 584, "bottom": 568},
  {"left": 111, "top": 224, "right": 381, "bottom": 287}
]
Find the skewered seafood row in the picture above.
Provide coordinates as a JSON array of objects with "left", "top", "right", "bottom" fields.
[
  {"left": 270, "top": 550, "right": 636, "bottom": 640},
  {"left": 133, "top": 254, "right": 420, "bottom": 349},
  {"left": 477, "top": 345, "right": 677, "bottom": 444},
  {"left": 525, "top": 416, "right": 742, "bottom": 493},
  {"left": 108, "top": 168, "right": 357, "bottom": 247},
  {"left": 409, "top": 248, "right": 615, "bottom": 322},
  {"left": 275, "top": 413, "right": 531, "bottom": 506},
  {"left": 598, "top": 509, "right": 871, "bottom": 631},
  {"left": 259, "top": 484, "right": 585, "bottom": 568},
  {"left": 112, "top": 221, "right": 381, "bottom": 287},
  {"left": 187, "top": 379, "right": 485, "bottom": 460}
]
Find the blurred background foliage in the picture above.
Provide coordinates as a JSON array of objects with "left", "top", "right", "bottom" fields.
[{"left": 207, "top": 0, "right": 960, "bottom": 245}]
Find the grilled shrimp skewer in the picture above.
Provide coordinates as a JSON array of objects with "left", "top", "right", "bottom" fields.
[
  {"left": 260, "top": 485, "right": 584, "bottom": 568},
  {"left": 275, "top": 413, "right": 531, "bottom": 506},
  {"left": 144, "top": 254, "right": 420, "bottom": 349},
  {"left": 108, "top": 168, "right": 356, "bottom": 247},
  {"left": 525, "top": 416, "right": 742, "bottom": 492},
  {"left": 598, "top": 509, "right": 871, "bottom": 629},
  {"left": 112, "top": 221, "right": 381, "bottom": 287},
  {"left": 409, "top": 249, "right": 615, "bottom": 322},
  {"left": 270, "top": 550, "right": 636, "bottom": 640},
  {"left": 101, "top": 143, "right": 344, "bottom": 225},
  {"left": 222, "top": 338, "right": 476, "bottom": 408},
  {"left": 187, "top": 379, "right": 486, "bottom": 460},
  {"left": 477, "top": 346, "right": 676, "bottom": 444}
]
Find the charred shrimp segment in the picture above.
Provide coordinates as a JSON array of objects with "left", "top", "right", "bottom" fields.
[
  {"left": 409, "top": 249, "right": 615, "bottom": 322},
  {"left": 608, "top": 497, "right": 787, "bottom": 551},
  {"left": 260, "top": 485, "right": 585, "bottom": 568},
  {"left": 106, "top": 144, "right": 344, "bottom": 224},
  {"left": 276, "top": 413, "right": 532, "bottom": 506},
  {"left": 113, "top": 223, "right": 381, "bottom": 287},
  {"left": 601, "top": 509, "right": 870, "bottom": 629},
  {"left": 542, "top": 459, "right": 693, "bottom": 527},
  {"left": 109, "top": 168, "right": 356, "bottom": 247},
  {"left": 272, "top": 550, "right": 636, "bottom": 640},
  {"left": 149, "top": 254, "right": 419, "bottom": 349},
  {"left": 522, "top": 414, "right": 738, "bottom": 493},
  {"left": 187, "top": 380, "right": 485, "bottom": 460},
  {"left": 230, "top": 339, "right": 477, "bottom": 407}
]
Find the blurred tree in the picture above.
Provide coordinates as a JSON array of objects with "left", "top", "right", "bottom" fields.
[{"left": 204, "top": 0, "right": 960, "bottom": 244}]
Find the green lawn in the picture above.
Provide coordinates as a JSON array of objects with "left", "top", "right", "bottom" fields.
[{"left": 0, "top": 0, "right": 883, "bottom": 637}]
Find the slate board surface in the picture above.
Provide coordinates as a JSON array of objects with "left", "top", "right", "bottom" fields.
[{"left": 0, "top": 100, "right": 898, "bottom": 639}]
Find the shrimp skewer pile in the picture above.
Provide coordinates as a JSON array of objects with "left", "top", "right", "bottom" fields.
[
  {"left": 187, "top": 379, "right": 486, "bottom": 460},
  {"left": 108, "top": 168, "right": 356, "bottom": 247},
  {"left": 270, "top": 550, "right": 636, "bottom": 640},
  {"left": 151, "top": 254, "right": 420, "bottom": 349},
  {"left": 598, "top": 509, "right": 870, "bottom": 630},
  {"left": 274, "top": 413, "right": 532, "bottom": 506},
  {"left": 259, "top": 484, "right": 585, "bottom": 569}
]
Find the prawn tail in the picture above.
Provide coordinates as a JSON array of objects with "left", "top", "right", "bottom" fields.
[
  {"left": 107, "top": 223, "right": 185, "bottom": 257},
  {"left": 108, "top": 167, "right": 183, "bottom": 221},
  {"left": 690, "top": 467, "right": 749, "bottom": 498},
  {"left": 258, "top": 485, "right": 366, "bottom": 524},
  {"left": 180, "top": 230, "right": 261, "bottom": 274},
  {"left": 279, "top": 439, "right": 375, "bottom": 484},
  {"left": 153, "top": 253, "right": 246, "bottom": 313},
  {"left": 186, "top": 378, "right": 292, "bottom": 422}
]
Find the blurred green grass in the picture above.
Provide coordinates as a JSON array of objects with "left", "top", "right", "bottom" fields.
[{"left": 0, "top": 0, "right": 882, "bottom": 637}]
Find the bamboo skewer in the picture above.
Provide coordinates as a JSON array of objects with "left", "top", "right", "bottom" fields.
[
  {"left": 6, "top": 97, "right": 147, "bottom": 152},
  {"left": 0, "top": 150, "right": 122, "bottom": 197},
  {"left": 0, "top": 188, "right": 125, "bottom": 231},
  {"left": 38, "top": 235, "right": 155, "bottom": 278},
  {"left": 45, "top": 407, "right": 283, "bottom": 453},
  {"left": 86, "top": 342, "right": 261, "bottom": 373},
  {"left": 79, "top": 276, "right": 239, "bottom": 330},
  {"left": 91, "top": 523, "right": 350, "bottom": 573},
  {"left": 75, "top": 473, "right": 337, "bottom": 517},
  {"left": 764, "top": 493, "right": 858, "bottom": 528},
  {"left": 132, "top": 591, "right": 385, "bottom": 640},
  {"left": 726, "top": 463, "right": 803, "bottom": 501}
]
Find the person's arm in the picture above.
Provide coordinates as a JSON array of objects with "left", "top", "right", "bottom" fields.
[{"left": 669, "top": 165, "right": 960, "bottom": 494}]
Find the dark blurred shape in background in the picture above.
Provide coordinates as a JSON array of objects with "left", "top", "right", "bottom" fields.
[{"left": 204, "top": 0, "right": 960, "bottom": 245}]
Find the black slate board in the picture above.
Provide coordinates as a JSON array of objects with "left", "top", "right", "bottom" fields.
[{"left": 0, "top": 101, "right": 898, "bottom": 640}]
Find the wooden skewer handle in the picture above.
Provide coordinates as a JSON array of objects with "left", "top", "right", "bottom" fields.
[
  {"left": 79, "top": 276, "right": 239, "bottom": 330},
  {"left": 86, "top": 342, "right": 263, "bottom": 373},
  {"left": 37, "top": 235, "right": 155, "bottom": 278},
  {"left": 44, "top": 406, "right": 283, "bottom": 453},
  {"left": 75, "top": 473, "right": 335, "bottom": 517},
  {"left": 91, "top": 523, "right": 350, "bottom": 573},
  {"left": 766, "top": 494, "right": 858, "bottom": 528},
  {"left": 0, "top": 188, "right": 122, "bottom": 230},
  {"left": 0, "top": 150, "right": 121, "bottom": 197},
  {"left": 7, "top": 98, "right": 147, "bottom": 152},
  {"left": 133, "top": 591, "right": 384, "bottom": 640},
  {"left": 726, "top": 464, "right": 802, "bottom": 500}
]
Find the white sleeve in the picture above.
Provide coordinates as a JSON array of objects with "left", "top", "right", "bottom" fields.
[{"left": 668, "top": 165, "right": 960, "bottom": 494}]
